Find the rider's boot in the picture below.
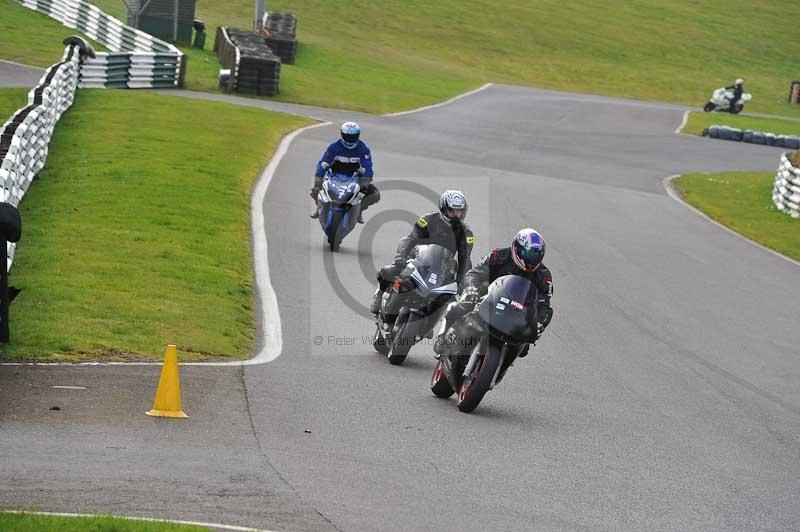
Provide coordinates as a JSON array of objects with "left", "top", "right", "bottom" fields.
[
  {"left": 369, "top": 288, "right": 383, "bottom": 316},
  {"left": 433, "top": 320, "right": 450, "bottom": 356}
]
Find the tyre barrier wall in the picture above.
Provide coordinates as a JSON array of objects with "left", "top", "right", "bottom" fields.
[
  {"left": 0, "top": 42, "right": 88, "bottom": 269},
  {"left": 773, "top": 153, "right": 800, "bottom": 218},
  {"left": 264, "top": 13, "right": 297, "bottom": 64},
  {"left": 702, "top": 125, "right": 800, "bottom": 150},
  {"left": 15, "top": 0, "right": 185, "bottom": 88},
  {"left": 213, "top": 27, "right": 240, "bottom": 92},
  {"left": 214, "top": 27, "right": 281, "bottom": 96}
]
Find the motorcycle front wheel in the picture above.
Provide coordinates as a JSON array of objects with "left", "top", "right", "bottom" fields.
[
  {"left": 703, "top": 102, "right": 716, "bottom": 112},
  {"left": 457, "top": 341, "right": 502, "bottom": 413},
  {"left": 327, "top": 210, "right": 344, "bottom": 252},
  {"left": 372, "top": 324, "right": 390, "bottom": 355},
  {"left": 389, "top": 312, "right": 422, "bottom": 365},
  {"left": 430, "top": 360, "right": 455, "bottom": 398}
]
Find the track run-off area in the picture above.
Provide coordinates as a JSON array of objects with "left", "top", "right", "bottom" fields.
[{"left": 1, "top": 66, "right": 799, "bottom": 531}]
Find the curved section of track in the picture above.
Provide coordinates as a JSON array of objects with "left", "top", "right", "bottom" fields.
[
  {"left": 1, "top": 81, "right": 798, "bottom": 531},
  {"left": 249, "top": 85, "right": 800, "bottom": 531}
]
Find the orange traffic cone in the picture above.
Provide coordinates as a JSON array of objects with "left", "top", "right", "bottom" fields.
[{"left": 146, "top": 344, "right": 188, "bottom": 418}]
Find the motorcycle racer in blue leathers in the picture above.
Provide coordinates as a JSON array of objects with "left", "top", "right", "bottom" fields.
[{"left": 310, "top": 122, "right": 379, "bottom": 224}]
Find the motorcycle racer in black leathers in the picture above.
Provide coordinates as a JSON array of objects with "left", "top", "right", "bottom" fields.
[
  {"left": 433, "top": 228, "right": 553, "bottom": 358},
  {"left": 369, "top": 190, "right": 474, "bottom": 315}
]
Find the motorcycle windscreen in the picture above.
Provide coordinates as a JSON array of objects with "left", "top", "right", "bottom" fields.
[
  {"left": 477, "top": 274, "right": 539, "bottom": 341},
  {"left": 411, "top": 244, "right": 457, "bottom": 288},
  {"left": 326, "top": 173, "right": 359, "bottom": 203}
]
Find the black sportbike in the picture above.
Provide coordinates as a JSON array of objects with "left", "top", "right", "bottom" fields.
[
  {"left": 372, "top": 244, "right": 459, "bottom": 365},
  {"left": 431, "top": 275, "right": 544, "bottom": 413}
]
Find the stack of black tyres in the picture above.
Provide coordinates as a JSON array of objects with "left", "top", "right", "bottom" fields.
[
  {"left": 226, "top": 28, "right": 282, "bottom": 96},
  {"left": 264, "top": 12, "right": 297, "bottom": 64},
  {"left": 703, "top": 125, "right": 800, "bottom": 149}
]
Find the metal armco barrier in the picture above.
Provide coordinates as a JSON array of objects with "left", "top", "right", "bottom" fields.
[
  {"left": 773, "top": 153, "right": 800, "bottom": 218},
  {"left": 15, "top": 0, "right": 186, "bottom": 88}
]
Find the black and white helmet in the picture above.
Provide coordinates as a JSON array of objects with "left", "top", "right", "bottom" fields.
[{"left": 438, "top": 190, "right": 467, "bottom": 225}]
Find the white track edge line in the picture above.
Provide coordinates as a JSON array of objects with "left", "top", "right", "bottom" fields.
[
  {"left": 0, "top": 121, "right": 333, "bottom": 367},
  {"left": 674, "top": 110, "right": 689, "bottom": 134},
  {"left": 383, "top": 83, "right": 493, "bottom": 117},
  {"left": 243, "top": 121, "right": 332, "bottom": 366},
  {"left": 0, "top": 58, "right": 44, "bottom": 70},
  {"left": 663, "top": 174, "right": 800, "bottom": 267},
  {"left": 1, "top": 510, "right": 276, "bottom": 531}
]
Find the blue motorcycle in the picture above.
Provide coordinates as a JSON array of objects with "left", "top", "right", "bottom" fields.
[{"left": 317, "top": 170, "right": 364, "bottom": 252}]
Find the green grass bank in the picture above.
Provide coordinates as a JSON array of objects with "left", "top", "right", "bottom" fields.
[
  {"left": 674, "top": 171, "right": 800, "bottom": 262},
  {"left": 681, "top": 112, "right": 800, "bottom": 137},
  {"left": 0, "top": 512, "right": 209, "bottom": 531},
  {"left": 6, "top": 0, "right": 800, "bottom": 115},
  {"left": 1, "top": 90, "right": 309, "bottom": 361}
]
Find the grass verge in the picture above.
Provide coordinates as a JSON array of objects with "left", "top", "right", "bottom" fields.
[
  {"left": 0, "top": 512, "right": 209, "bottom": 531},
  {"left": 0, "top": 0, "right": 106, "bottom": 64},
  {"left": 0, "top": 88, "right": 30, "bottom": 119},
  {"left": 88, "top": 0, "right": 800, "bottom": 116},
  {"left": 681, "top": 112, "right": 800, "bottom": 136},
  {"left": 673, "top": 172, "right": 800, "bottom": 261},
  {"left": 7, "top": 0, "right": 800, "bottom": 115},
  {"left": 1, "top": 90, "right": 310, "bottom": 362}
]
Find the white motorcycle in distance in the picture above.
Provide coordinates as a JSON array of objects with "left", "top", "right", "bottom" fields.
[{"left": 703, "top": 87, "right": 752, "bottom": 114}]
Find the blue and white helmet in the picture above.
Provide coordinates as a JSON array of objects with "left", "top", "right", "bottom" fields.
[
  {"left": 511, "top": 228, "right": 545, "bottom": 272},
  {"left": 438, "top": 190, "right": 467, "bottom": 225},
  {"left": 340, "top": 121, "right": 361, "bottom": 149}
]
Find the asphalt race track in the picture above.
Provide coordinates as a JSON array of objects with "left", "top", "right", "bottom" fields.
[
  {"left": 1, "top": 76, "right": 799, "bottom": 531},
  {"left": 0, "top": 60, "right": 43, "bottom": 88}
]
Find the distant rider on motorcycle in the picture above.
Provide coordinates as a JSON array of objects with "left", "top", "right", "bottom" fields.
[
  {"left": 725, "top": 78, "right": 745, "bottom": 110},
  {"left": 310, "top": 122, "right": 379, "bottom": 224},
  {"left": 433, "top": 228, "right": 554, "bottom": 358},
  {"left": 369, "top": 190, "right": 474, "bottom": 315}
]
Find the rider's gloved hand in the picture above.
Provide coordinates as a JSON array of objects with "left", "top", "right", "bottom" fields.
[
  {"left": 393, "top": 256, "right": 407, "bottom": 271},
  {"left": 310, "top": 186, "right": 321, "bottom": 199},
  {"left": 461, "top": 286, "right": 481, "bottom": 305}
]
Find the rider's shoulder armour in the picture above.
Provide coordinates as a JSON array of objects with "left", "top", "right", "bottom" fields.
[{"left": 490, "top": 247, "right": 512, "bottom": 265}]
